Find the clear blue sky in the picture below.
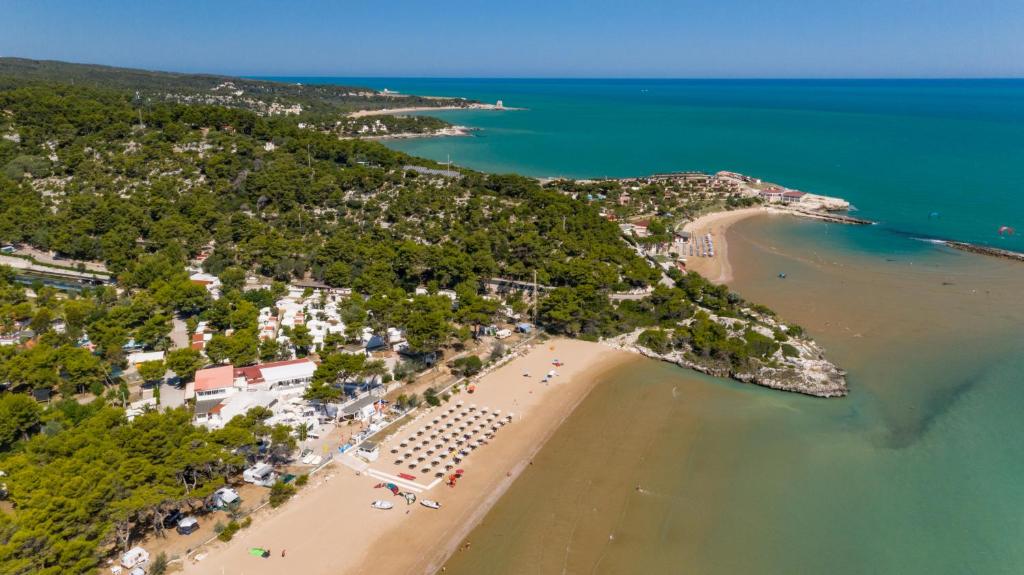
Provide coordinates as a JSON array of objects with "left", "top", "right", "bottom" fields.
[{"left": 1, "top": 0, "right": 1022, "bottom": 78}]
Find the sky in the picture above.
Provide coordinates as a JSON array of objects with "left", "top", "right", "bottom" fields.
[{"left": 1, "top": 0, "right": 1022, "bottom": 78}]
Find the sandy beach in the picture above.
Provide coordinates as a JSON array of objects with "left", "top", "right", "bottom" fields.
[
  {"left": 184, "top": 338, "right": 633, "bottom": 575},
  {"left": 682, "top": 206, "right": 767, "bottom": 284}
]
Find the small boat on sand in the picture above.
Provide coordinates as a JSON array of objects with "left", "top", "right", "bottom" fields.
[
  {"left": 371, "top": 500, "right": 394, "bottom": 510},
  {"left": 420, "top": 499, "right": 441, "bottom": 510}
]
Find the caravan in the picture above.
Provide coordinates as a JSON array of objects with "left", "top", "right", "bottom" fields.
[{"left": 242, "top": 463, "right": 277, "bottom": 487}]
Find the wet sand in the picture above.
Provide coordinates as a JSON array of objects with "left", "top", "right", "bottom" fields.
[{"left": 185, "top": 338, "right": 633, "bottom": 575}]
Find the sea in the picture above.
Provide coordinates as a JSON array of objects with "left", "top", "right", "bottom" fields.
[{"left": 269, "top": 78, "right": 1024, "bottom": 573}]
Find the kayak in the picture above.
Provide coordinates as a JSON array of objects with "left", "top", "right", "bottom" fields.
[
  {"left": 398, "top": 473, "right": 416, "bottom": 480},
  {"left": 420, "top": 499, "right": 441, "bottom": 510},
  {"left": 371, "top": 500, "right": 393, "bottom": 510}
]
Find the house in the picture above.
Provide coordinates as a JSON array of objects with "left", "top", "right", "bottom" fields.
[
  {"left": 126, "top": 350, "right": 165, "bottom": 367},
  {"left": 243, "top": 463, "right": 277, "bottom": 487},
  {"left": 759, "top": 188, "right": 784, "bottom": 202},
  {"left": 782, "top": 190, "right": 806, "bottom": 204},
  {"left": 631, "top": 220, "right": 651, "bottom": 238},
  {"left": 189, "top": 272, "right": 222, "bottom": 299},
  {"left": 356, "top": 441, "right": 380, "bottom": 462},
  {"left": 197, "top": 391, "right": 279, "bottom": 429},
  {"left": 234, "top": 358, "right": 316, "bottom": 391},
  {"left": 194, "top": 365, "right": 236, "bottom": 400}
]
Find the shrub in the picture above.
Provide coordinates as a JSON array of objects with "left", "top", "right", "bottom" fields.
[
  {"left": 637, "top": 329, "right": 671, "bottom": 354},
  {"left": 218, "top": 520, "right": 240, "bottom": 542},
  {"left": 240, "top": 516, "right": 253, "bottom": 529},
  {"left": 150, "top": 552, "right": 168, "bottom": 575},
  {"left": 269, "top": 480, "right": 297, "bottom": 508},
  {"left": 296, "top": 474, "right": 309, "bottom": 487},
  {"left": 780, "top": 344, "right": 799, "bottom": 358},
  {"left": 452, "top": 355, "right": 483, "bottom": 376}
]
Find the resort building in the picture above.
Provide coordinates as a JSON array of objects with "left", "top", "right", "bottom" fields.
[
  {"left": 234, "top": 358, "right": 317, "bottom": 392},
  {"left": 194, "top": 365, "right": 236, "bottom": 400},
  {"left": 782, "top": 190, "right": 807, "bottom": 204}
]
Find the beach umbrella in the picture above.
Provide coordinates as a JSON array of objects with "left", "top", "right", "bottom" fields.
[
  {"left": 408, "top": 463, "right": 418, "bottom": 469},
  {"left": 421, "top": 468, "right": 431, "bottom": 474},
  {"left": 394, "top": 459, "right": 403, "bottom": 465},
  {"left": 445, "top": 463, "right": 455, "bottom": 470},
  {"left": 469, "top": 404, "right": 477, "bottom": 411},
  {"left": 417, "top": 455, "right": 426, "bottom": 462},
  {"left": 391, "top": 447, "right": 399, "bottom": 454},
  {"left": 426, "top": 449, "right": 435, "bottom": 456},
  {"left": 431, "top": 458, "right": 441, "bottom": 466},
  {"left": 494, "top": 409, "right": 501, "bottom": 415},
  {"left": 457, "top": 400, "right": 464, "bottom": 406},
  {"left": 436, "top": 471, "right": 446, "bottom": 478},
  {"left": 412, "top": 445, "right": 421, "bottom": 451}
]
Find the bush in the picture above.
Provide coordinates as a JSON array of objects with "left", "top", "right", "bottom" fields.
[
  {"left": 452, "top": 355, "right": 483, "bottom": 376},
  {"left": 637, "top": 329, "right": 671, "bottom": 354},
  {"left": 218, "top": 520, "right": 240, "bottom": 542},
  {"left": 296, "top": 474, "right": 309, "bottom": 487},
  {"left": 240, "top": 516, "right": 253, "bottom": 529},
  {"left": 150, "top": 552, "right": 169, "bottom": 575},
  {"left": 269, "top": 480, "right": 297, "bottom": 508},
  {"left": 780, "top": 344, "right": 799, "bottom": 358},
  {"left": 743, "top": 330, "right": 780, "bottom": 359}
]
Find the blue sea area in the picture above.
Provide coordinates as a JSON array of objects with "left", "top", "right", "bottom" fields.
[
  {"left": 268, "top": 77, "right": 1024, "bottom": 250},
  {"left": 265, "top": 77, "right": 1024, "bottom": 573}
]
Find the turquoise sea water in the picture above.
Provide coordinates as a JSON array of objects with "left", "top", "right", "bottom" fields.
[
  {"left": 268, "top": 78, "right": 1024, "bottom": 573},
  {"left": 271, "top": 77, "right": 1024, "bottom": 249}
]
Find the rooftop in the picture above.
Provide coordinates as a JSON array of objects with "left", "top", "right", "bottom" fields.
[{"left": 194, "top": 365, "right": 234, "bottom": 392}]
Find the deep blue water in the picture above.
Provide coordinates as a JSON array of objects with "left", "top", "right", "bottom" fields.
[{"left": 263, "top": 77, "right": 1024, "bottom": 250}]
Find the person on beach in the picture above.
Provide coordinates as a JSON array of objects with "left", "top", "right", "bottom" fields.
[{"left": 281, "top": 549, "right": 286, "bottom": 558}]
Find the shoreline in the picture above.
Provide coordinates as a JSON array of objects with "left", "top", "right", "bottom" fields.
[
  {"left": 184, "top": 338, "right": 635, "bottom": 575},
  {"left": 355, "top": 125, "right": 475, "bottom": 141},
  {"left": 348, "top": 103, "right": 520, "bottom": 118},
  {"left": 681, "top": 206, "right": 769, "bottom": 284}
]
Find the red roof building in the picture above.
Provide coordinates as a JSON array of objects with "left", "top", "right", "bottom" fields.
[{"left": 194, "top": 365, "right": 235, "bottom": 398}]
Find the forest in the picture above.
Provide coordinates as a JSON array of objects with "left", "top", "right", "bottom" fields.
[{"left": 0, "top": 71, "right": 800, "bottom": 573}]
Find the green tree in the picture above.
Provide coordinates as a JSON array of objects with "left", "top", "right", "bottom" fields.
[
  {"left": 166, "top": 348, "right": 204, "bottom": 381},
  {"left": 0, "top": 393, "right": 42, "bottom": 450},
  {"left": 137, "top": 360, "right": 167, "bottom": 384}
]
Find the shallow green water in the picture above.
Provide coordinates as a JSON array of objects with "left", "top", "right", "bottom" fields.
[{"left": 441, "top": 217, "right": 1024, "bottom": 574}]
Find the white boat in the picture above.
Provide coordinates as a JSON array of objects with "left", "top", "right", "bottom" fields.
[
  {"left": 371, "top": 500, "right": 394, "bottom": 510},
  {"left": 420, "top": 499, "right": 441, "bottom": 510}
]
